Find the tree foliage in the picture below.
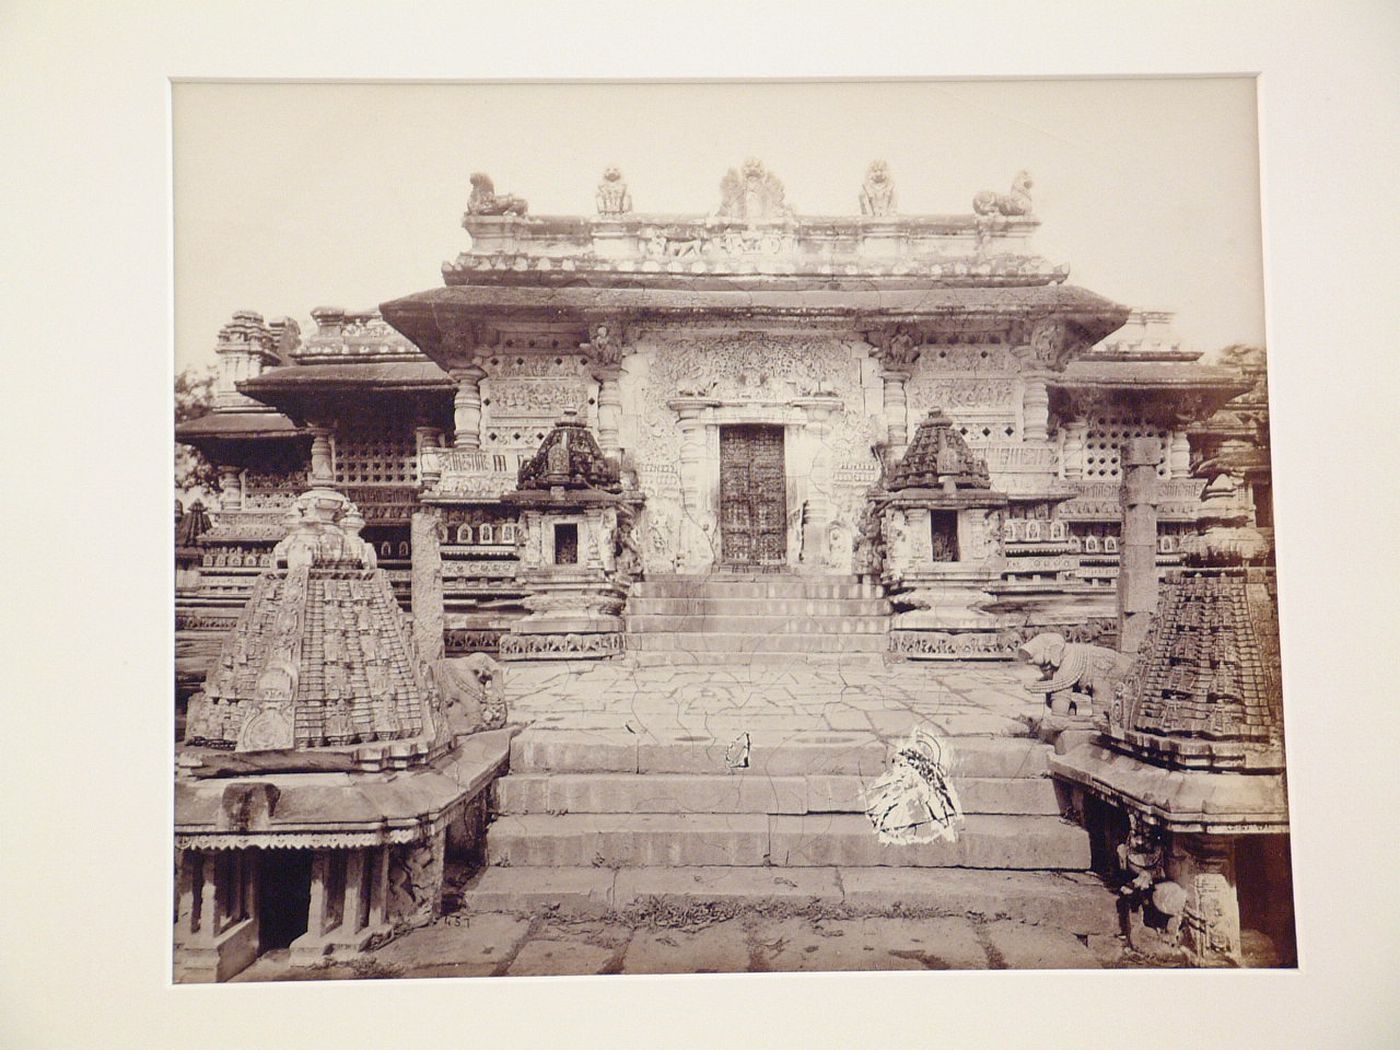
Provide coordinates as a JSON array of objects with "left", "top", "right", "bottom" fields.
[{"left": 175, "top": 365, "right": 220, "bottom": 498}]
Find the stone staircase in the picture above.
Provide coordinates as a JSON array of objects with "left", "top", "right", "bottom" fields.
[
  {"left": 623, "top": 574, "right": 891, "bottom": 665},
  {"left": 463, "top": 728, "right": 1109, "bottom": 928}
]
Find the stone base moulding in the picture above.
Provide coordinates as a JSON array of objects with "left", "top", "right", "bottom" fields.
[{"left": 498, "top": 631, "right": 624, "bottom": 661}]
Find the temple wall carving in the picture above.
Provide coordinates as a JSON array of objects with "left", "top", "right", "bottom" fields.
[{"left": 627, "top": 330, "right": 880, "bottom": 574}]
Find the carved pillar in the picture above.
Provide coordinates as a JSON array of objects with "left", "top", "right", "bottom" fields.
[
  {"left": 410, "top": 510, "right": 445, "bottom": 661},
  {"left": 450, "top": 366, "right": 486, "bottom": 450},
  {"left": 198, "top": 852, "right": 218, "bottom": 942},
  {"left": 881, "top": 370, "right": 912, "bottom": 456},
  {"left": 595, "top": 369, "right": 623, "bottom": 465},
  {"left": 1061, "top": 420, "right": 1089, "bottom": 480},
  {"left": 796, "top": 396, "right": 841, "bottom": 570},
  {"left": 369, "top": 847, "right": 390, "bottom": 928},
  {"left": 306, "top": 852, "right": 332, "bottom": 939},
  {"left": 176, "top": 851, "right": 201, "bottom": 939},
  {"left": 343, "top": 849, "right": 368, "bottom": 934},
  {"left": 1118, "top": 437, "right": 1161, "bottom": 655},
  {"left": 218, "top": 465, "right": 243, "bottom": 511},
  {"left": 1022, "top": 371, "right": 1051, "bottom": 443},
  {"left": 415, "top": 426, "right": 443, "bottom": 486},
  {"left": 1169, "top": 429, "right": 1192, "bottom": 479},
  {"left": 1169, "top": 836, "right": 1243, "bottom": 967},
  {"left": 308, "top": 425, "right": 335, "bottom": 488},
  {"left": 668, "top": 397, "right": 716, "bottom": 571}
]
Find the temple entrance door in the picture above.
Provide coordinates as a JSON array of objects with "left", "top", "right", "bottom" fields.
[
  {"left": 256, "top": 849, "right": 313, "bottom": 951},
  {"left": 719, "top": 425, "right": 787, "bottom": 569}
]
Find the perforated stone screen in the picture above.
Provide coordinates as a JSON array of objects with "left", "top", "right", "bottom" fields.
[{"left": 1083, "top": 415, "right": 1170, "bottom": 480}]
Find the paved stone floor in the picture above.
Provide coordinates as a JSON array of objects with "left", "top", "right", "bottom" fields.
[
  {"left": 232, "top": 909, "right": 1150, "bottom": 981},
  {"left": 228, "top": 658, "right": 1136, "bottom": 983},
  {"left": 501, "top": 657, "right": 1046, "bottom": 742}
]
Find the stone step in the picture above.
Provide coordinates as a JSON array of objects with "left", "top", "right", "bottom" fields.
[
  {"left": 624, "top": 614, "right": 889, "bottom": 635},
  {"left": 510, "top": 730, "right": 1050, "bottom": 778},
  {"left": 495, "top": 773, "right": 1060, "bottom": 816},
  {"left": 631, "top": 578, "right": 883, "bottom": 601},
  {"left": 485, "top": 812, "right": 1088, "bottom": 869},
  {"left": 460, "top": 866, "right": 1120, "bottom": 935},
  {"left": 624, "top": 632, "right": 888, "bottom": 653},
  {"left": 625, "top": 597, "right": 891, "bottom": 617},
  {"left": 767, "top": 813, "right": 1090, "bottom": 869}
]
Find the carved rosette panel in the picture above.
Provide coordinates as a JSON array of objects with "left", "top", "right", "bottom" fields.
[
  {"left": 906, "top": 349, "right": 1022, "bottom": 445},
  {"left": 480, "top": 353, "right": 594, "bottom": 461}
]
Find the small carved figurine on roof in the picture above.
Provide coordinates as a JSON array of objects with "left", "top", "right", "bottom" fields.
[
  {"left": 595, "top": 166, "right": 632, "bottom": 216},
  {"left": 973, "top": 170, "right": 1033, "bottom": 217},
  {"left": 717, "top": 158, "right": 795, "bottom": 223},
  {"left": 516, "top": 411, "right": 621, "bottom": 492},
  {"left": 885, "top": 408, "right": 992, "bottom": 491},
  {"left": 467, "top": 172, "right": 528, "bottom": 216},
  {"left": 860, "top": 160, "right": 898, "bottom": 217}
]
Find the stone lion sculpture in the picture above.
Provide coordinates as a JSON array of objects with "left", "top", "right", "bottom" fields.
[
  {"left": 1017, "top": 632, "right": 1132, "bottom": 718},
  {"left": 859, "top": 160, "right": 897, "bottom": 217},
  {"left": 973, "top": 170, "right": 1033, "bottom": 217},
  {"left": 467, "top": 172, "right": 528, "bottom": 216},
  {"left": 433, "top": 652, "right": 508, "bottom": 736}
]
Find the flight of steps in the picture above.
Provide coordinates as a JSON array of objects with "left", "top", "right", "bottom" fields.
[
  {"left": 463, "top": 728, "right": 1110, "bottom": 928},
  {"left": 624, "top": 574, "right": 891, "bottom": 665}
]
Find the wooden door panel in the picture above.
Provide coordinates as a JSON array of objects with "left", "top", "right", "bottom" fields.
[{"left": 720, "top": 425, "right": 786, "bottom": 568}]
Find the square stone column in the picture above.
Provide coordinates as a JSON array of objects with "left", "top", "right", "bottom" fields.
[
  {"left": 410, "top": 510, "right": 445, "bottom": 661},
  {"left": 1118, "top": 437, "right": 1161, "bottom": 654}
]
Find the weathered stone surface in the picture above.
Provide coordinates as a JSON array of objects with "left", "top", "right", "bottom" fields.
[
  {"left": 510, "top": 730, "right": 637, "bottom": 773},
  {"left": 487, "top": 813, "right": 771, "bottom": 867},
  {"left": 506, "top": 939, "right": 617, "bottom": 977},
  {"left": 621, "top": 923, "right": 754, "bottom": 975},
  {"left": 982, "top": 920, "right": 1102, "bottom": 969},
  {"left": 753, "top": 917, "right": 985, "bottom": 971},
  {"left": 371, "top": 913, "right": 530, "bottom": 974},
  {"left": 461, "top": 866, "right": 615, "bottom": 917},
  {"left": 612, "top": 866, "right": 843, "bottom": 909},
  {"left": 496, "top": 773, "right": 808, "bottom": 815},
  {"left": 767, "top": 814, "right": 1090, "bottom": 869},
  {"left": 837, "top": 869, "right": 1119, "bottom": 934}
]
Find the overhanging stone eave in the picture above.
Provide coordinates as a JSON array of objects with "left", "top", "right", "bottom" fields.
[
  {"left": 380, "top": 283, "right": 1131, "bottom": 363},
  {"left": 235, "top": 361, "right": 455, "bottom": 421}
]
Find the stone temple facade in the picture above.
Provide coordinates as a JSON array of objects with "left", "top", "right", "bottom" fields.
[
  {"left": 176, "top": 162, "right": 1265, "bottom": 662},
  {"left": 175, "top": 162, "right": 1285, "bottom": 979}
]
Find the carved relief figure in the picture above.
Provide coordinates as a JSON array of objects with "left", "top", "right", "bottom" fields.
[
  {"left": 973, "top": 170, "right": 1034, "bottom": 216},
  {"left": 595, "top": 167, "right": 632, "bottom": 215},
  {"left": 466, "top": 172, "right": 528, "bottom": 216},
  {"left": 589, "top": 323, "right": 624, "bottom": 369},
  {"left": 859, "top": 160, "right": 897, "bottom": 216}
]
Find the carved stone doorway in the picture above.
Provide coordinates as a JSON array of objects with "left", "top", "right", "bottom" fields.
[{"left": 719, "top": 425, "right": 787, "bottom": 570}]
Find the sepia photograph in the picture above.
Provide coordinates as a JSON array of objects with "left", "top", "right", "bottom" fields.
[
  {"left": 171, "top": 77, "right": 1293, "bottom": 982},
  {"left": 7, "top": 3, "right": 1400, "bottom": 1047}
]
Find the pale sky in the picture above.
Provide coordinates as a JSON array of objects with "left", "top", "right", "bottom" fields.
[{"left": 173, "top": 78, "right": 1265, "bottom": 372}]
